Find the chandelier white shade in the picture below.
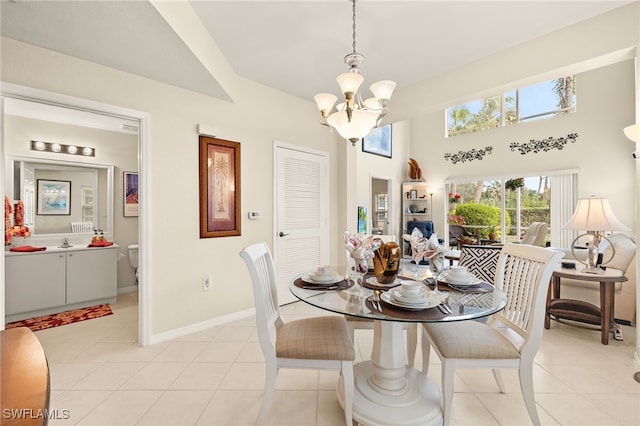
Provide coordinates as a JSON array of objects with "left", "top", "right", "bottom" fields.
[
  {"left": 326, "top": 109, "right": 380, "bottom": 142},
  {"left": 314, "top": 0, "right": 396, "bottom": 146}
]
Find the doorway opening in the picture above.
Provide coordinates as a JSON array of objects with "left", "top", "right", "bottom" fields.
[{"left": 1, "top": 83, "right": 150, "bottom": 345}]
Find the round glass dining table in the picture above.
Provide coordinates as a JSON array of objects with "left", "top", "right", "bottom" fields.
[{"left": 290, "top": 274, "right": 507, "bottom": 426}]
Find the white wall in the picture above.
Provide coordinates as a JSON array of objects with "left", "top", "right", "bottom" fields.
[
  {"left": 378, "top": 2, "right": 638, "bottom": 268},
  {"left": 408, "top": 60, "right": 636, "bottom": 234},
  {"left": 1, "top": 37, "right": 337, "bottom": 337},
  {"left": 2, "top": 2, "right": 638, "bottom": 342},
  {"left": 355, "top": 120, "right": 410, "bottom": 242}
]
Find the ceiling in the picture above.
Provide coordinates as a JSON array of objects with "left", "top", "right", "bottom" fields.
[{"left": 1, "top": 0, "right": 634, "bottom": 128}]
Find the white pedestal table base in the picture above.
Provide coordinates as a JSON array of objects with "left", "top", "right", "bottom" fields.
[{"left": 337, "top": 321, "right": 443, "bottom": 426}]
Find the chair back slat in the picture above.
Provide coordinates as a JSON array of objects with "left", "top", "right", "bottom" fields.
[
  {"left": 240, "top": 243, "right": 282, "bottom": 358},
  {"left": 494, "top": 244, "right": 563, "bottom": 345}
]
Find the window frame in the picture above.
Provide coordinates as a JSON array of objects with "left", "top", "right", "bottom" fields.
[{"left": 446, "top": 76, "right": 576, "bottom": 138}]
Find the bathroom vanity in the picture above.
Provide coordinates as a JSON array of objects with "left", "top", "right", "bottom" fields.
[{"left": 5, "top": 245, "right": 118, "bottom": 322}]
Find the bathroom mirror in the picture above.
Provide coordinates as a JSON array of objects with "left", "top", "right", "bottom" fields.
[{"left": 6, "top": 156, "right": 114, "bottom": 237}]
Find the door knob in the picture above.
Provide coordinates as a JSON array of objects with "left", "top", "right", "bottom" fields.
[{"left": 278, "top": 232, "right": 289, "bottom": 237}]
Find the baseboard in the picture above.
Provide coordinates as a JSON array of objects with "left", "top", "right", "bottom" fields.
[
  {"left": 118, "top": 285, "right": 138, "bottom": 294},
  {"left": 148, "top": 307, "right": 256, "bottom": 345},
  {"left": 615, "top": 318, "right": 632, "bottom": 326}
]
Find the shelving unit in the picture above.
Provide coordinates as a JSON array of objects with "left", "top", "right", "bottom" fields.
[{"left": 402, "top": 181, "right": 429, "bottom": 257}]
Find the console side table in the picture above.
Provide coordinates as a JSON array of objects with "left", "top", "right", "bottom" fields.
[{"left": 545, "top": 265, "right": 627, "bottom": 345}]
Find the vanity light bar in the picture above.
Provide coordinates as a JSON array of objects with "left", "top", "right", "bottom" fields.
[{"left": 30, "top": 140, "right": 95, "bottom": 157}]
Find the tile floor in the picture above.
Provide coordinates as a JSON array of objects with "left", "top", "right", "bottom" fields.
[{"left": 33, "top": 291, "right": 639, "bottom": 425}]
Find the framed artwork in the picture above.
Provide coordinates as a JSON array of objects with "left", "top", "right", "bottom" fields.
[
  {"left": 409, "top": 189, "right": 418, "bottom": 199},
  {"left": 199, "top": 136, "right": 241, "bottom": 238},
  {"left": 123, "top": 171, "right": 139, "bottom": 217},
  {"left": 357, "top": 206, "right": 367, "bottom": 234},
  {"left": 362, "top": 123, "right": 392, "bottom": 158},
  {"left": 37, "top": 179, "right": 71, "bottom": 215}
]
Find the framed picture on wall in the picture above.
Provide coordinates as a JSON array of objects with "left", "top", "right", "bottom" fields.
[
  {"left": 199, "top": 136, "right": 241, "bottom": 238},
  {"left": 362, "top": 124, "right": 392, "bottom": 158},
  {"left": 37, "top": 179, "right": 71, "bottom": 215},
  {"left": 123, "top": 172, "right": 139, "bottom": 217},
  {"left": 357, "top": 206, "right": 367, "bottom": 234}
]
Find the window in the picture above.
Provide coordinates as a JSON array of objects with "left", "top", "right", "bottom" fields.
[
  {"left": 446, "top": 172, "right": 577, "bottom": 248},
  {"left": 447, "top": 76, "right": 575, "bottom": 137}
]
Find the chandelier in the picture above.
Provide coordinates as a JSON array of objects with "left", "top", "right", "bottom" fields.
[{"left": 314, "top": 0, "right": 396, "bottom": 146}]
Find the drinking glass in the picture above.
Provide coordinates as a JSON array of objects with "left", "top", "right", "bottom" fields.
[
  {"left": 428, "top": 250, "right": 444, "bottom": 293},
  {"left": 348, "top": 256, "right": 368, "bottom": 300},
  {"left": 411, "top": 244, "right": 429, "bottom": 281}
]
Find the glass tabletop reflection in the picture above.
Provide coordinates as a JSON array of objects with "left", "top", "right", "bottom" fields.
[{"left": 289, "top": 274, "right": 507, "bottom": 323}]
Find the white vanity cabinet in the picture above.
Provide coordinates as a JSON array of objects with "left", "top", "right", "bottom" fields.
[
  {"left": 66, "top": 248, "right": 117, "bottom": 304},
  {"left": 5, "top": 246, "right": 118, "bottom": 322},
  {"left": 5, "top": 252, "right": 66, "bottom": 316}
]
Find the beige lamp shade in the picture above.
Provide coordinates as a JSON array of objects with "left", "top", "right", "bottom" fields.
[
  {"left": 623, "top": 123, "right": 639, "bottom": 142},
  {"left": 564, "top": 197, "right": 630, "bottom": 232}
]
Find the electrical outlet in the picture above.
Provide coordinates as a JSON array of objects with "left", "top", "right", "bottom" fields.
[{"left": 203, "top": 275, "right": 212, "bottom": 291}]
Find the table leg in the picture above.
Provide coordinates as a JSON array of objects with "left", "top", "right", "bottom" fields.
[
  {"left": 552, "top": 276, "right": 561, "bottom": 299},
  {"left": 337, "top": 321, "right": 442, "bottom": 425},
  {"left": 600, "top": 282, "right": 614, "bottom": 345}
]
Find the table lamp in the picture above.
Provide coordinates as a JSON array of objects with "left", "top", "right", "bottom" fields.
[{"left": 564, "top": 196, "right": 630, "bottom": 273}]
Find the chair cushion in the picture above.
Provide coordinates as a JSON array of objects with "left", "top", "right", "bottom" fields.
[
  {"left": 276, "top": 316, "right": 355, "bottom": 361},
  {"left": 424, "top": 321, "right": 520, "bottom": 359}
]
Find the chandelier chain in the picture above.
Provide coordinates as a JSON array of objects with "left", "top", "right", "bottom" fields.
[{"left": 351, "top": 0, "right": 357, "bottom": 54}]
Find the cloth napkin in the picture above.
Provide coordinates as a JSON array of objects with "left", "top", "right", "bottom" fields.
[
  {"left": 9, "top": 245, "right": 47, "bottom": 252},
  {"left": 87, "top": 241, "right": 114, "bottom": 248}
]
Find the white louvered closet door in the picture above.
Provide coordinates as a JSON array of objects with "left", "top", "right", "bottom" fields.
[{"left": 275, "top": 144, "right": 329, "bottom": 304}]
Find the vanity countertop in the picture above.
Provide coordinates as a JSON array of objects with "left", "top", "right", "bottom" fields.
[{"left": 5, "top": 243, "right": 119, "bottom": 256}]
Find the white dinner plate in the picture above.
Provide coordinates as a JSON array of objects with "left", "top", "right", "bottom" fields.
[
  {"left": 302, "top": 274, "right": 344, "bottom": 285},
  {"left": 365, "top": 276, "right": 401, "bottom": 287},
  {"left": 389, "top": 288, "right": 428, "bottom": 304},
  {"left": 440, "top": 272, "right": 483, "bottom": 286},
  {"left": 380, "top": 291, "right": 447, "bottom": 310}
]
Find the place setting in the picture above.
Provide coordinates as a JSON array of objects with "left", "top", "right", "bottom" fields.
[
  {"left": 376, "top": 280, "right": 450, "bottom": 315},
  {"left": 430, "top": 266, "right": 494, "bottom": 293},
  {"left": 294, "top": 266, "right": 351, "bottom": 290}
]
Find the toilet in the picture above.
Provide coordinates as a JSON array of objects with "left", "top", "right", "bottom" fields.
[{"left": 127, "top": 244, "right": 139, "bottom": 284}]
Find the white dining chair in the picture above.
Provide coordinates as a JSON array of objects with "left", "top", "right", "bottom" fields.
[
  {"left": 240, "top": 243, "right": 355, "bottom": 426},
  {"left": 421, "top": 243, "right": 563, "bottom": 426}
]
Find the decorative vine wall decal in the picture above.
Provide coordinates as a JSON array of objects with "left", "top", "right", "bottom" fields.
[
  {"left": 509, "top": 133, "right": 578, "bottom": 155},
  {"left": 444, "top": 146, "right": 493, "bottom": 164}
]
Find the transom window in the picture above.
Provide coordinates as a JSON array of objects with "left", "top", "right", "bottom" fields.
[{"left": 447, "top": 76, "right": 576, "bottom": 138}]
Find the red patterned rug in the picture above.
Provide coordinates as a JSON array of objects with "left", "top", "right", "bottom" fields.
[{"left": 5, "top": 304, "right": 113, "bottom": 332}]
